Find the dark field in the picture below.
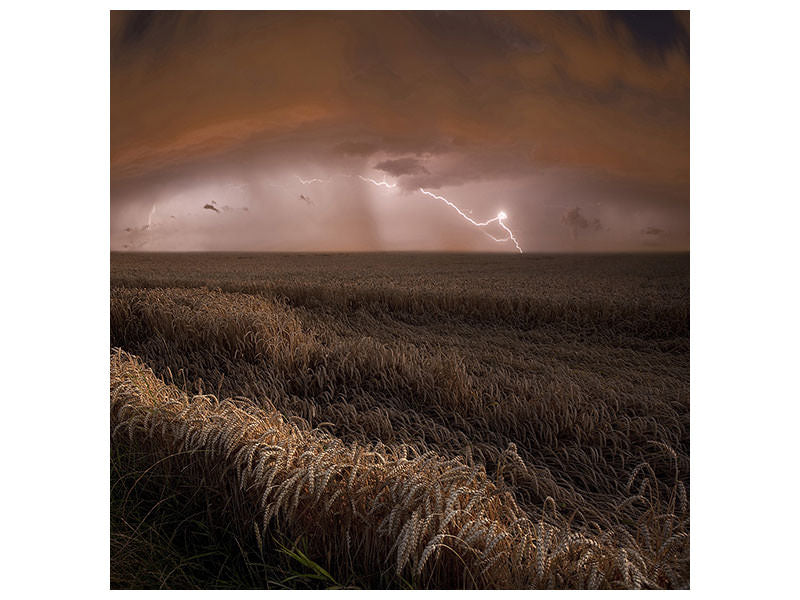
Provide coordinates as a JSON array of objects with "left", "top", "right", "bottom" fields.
[{"left": 110, "top": 252, "right": 689, "bottom": 589}]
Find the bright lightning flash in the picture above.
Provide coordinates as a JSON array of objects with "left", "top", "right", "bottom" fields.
[
  {"left": 419, "top": 188, "right": 522, "bottom": 253},
  {"left": 358, "top": 175, "right": 397, "bottom": 188},
  {"left": 297, "top": 176, "right": 326, "bottom": 185},
  {"left": 296, "top": 173, "right": 523, "bottom": 253}
]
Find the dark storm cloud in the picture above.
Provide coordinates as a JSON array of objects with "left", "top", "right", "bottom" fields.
[
  {"left": 413, "top": 11, "right": 546, "bottom": 55},
  {"left": 642, "top": 226, "right": 664, "bottom": 236},
  {"left": 111, "top": 11, "right": 688, "bottom": 186},
  {"left": 562, "top": 207, "right": 588, "bottom": 228},
  {"left": 111, "top": 10, "right": 689, "bottom": 252},
  {"left": 374, "top": 157, "right": 430, "bottom": 177},
  {"left": 203, "top": 203, "right": 219, "bottom": 213},
  {"left": 111, "top": 10, "right": 194, "bottom": 67},
  {"left": 112, "top": 10, "right": 174, "bottom": 54},
  {"left": 561, "top": 207, "right": 603, "bottom": 240},
  {"left": 606, "top": 11, "right": 689, "bottom": 63},
  {"left": 548, "top": 63, "right": 687, "bottom": 123}
]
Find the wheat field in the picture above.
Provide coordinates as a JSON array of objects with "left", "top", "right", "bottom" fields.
[{"left": 110, "top": 252, "right": 689, "bottom": 589}]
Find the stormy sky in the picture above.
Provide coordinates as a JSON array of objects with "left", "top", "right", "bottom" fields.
[{"left": 111, "top": 10, "right": 689, "bottom": 252}]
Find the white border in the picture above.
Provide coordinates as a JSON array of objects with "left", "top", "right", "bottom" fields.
[{"left": 5, "top": 3, "right": 799, "bottom": 597}]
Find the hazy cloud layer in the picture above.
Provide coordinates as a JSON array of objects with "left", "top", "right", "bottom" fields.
[
  {"left": 111, "top": 10, "right": 688, "bottom": 252},
  {"left": 374, "top": 157, "right": 430, "bottom": 177}
]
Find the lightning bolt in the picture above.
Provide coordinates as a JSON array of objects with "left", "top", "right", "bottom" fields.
[
  {"left": 297, "top": 176, "right": 326, "bottom": 185},
  {"left": 418, "top": 188, "right": 523, "bottom": 253},
  {"left": 497, "top": 217, "right": 523, "bottom": 253},
  {"left": 418, "top": 188, "right": 502, "bottom": 227},
  {"left": 358, "top": 175, "right": 397, "bottom": 188},
  {"left": 297, "top": 173, "right": 524, "bottom": 253}
]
